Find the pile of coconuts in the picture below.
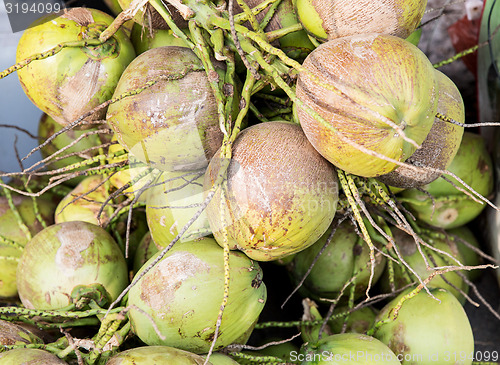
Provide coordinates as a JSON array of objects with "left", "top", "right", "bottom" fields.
[{"left": 0, "top": 0, "right": 498, "bottom": 364}]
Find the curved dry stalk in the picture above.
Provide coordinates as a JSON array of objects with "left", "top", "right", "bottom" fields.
[
  {"left": 0, "top": 124, "right": 38, "bottom": 139},
  {"left": 25, "top": 129, "right": 112, "bottom": 173},
  {"left": 55, "top": 172, "right": 116, "bottom": 226},
  {"left": 447, "top": 232, "right": 500, "bottom": 265},
  {"left": 457, "top": 271, "right": 500, "bottom": 321}
]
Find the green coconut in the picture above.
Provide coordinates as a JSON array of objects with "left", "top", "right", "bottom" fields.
[
  {"left": 328, "top": 306, "right": 378, "bottom": 335},
  {"left": 146, "top": 169, "right": 211, "bottom": 248},
  {"left": 374, "top": 287, "right": 474, "bottom": 365},
  {"left": 106, "top": 46, "right": 224, "bottom": 172},
  {"left": 54, "top": 175, "right": 113, "bottom": 225},
  {"left": 447, "top": 226, "right": 482, "bottom": 281},
  {"left": 127, "top": 237, "right": 266, "bottom": 353},
  {"left": 288, "top": 220, "right": 386, "bottom": 302},
  {"left": 399, "top": 132, "right": 494, "bottom": 229},
  {"left": 0, "top": 194, "right": 57, "bottom": 298},
  {"left": 106, "top": 346, "right": 211, "bottom": 364},
  {"left": 298, "top": 333, "right": 401, "bottom": 364},
  {"left": 16, "top": 7, "right": 135, "bottom": 127},
  {"left": 16, "top": 221, "right": 129, "bottom": 310},
  {"left": 132, "top": 232, "right": 159, "bottom": 274},
  {"left": 296, "top": 34, "right": 438, "bottom": 177},
  {"left": 131, "top": 23, "right": 190, "bottom": 55},
  {"left": 380, "top": 227, "right": 469, "bottom": 303},
  {"left": 295, "top": 0, "right": 426, "bottom": 41},
  {"left": 0, "top": 348, "right": 68, "bottom": 364},
  {"left": 38, "top": 114, "right": 108, "bottom": 186},
  {"left": 377, "top": 69, "right": 464, "bottom": 188}
]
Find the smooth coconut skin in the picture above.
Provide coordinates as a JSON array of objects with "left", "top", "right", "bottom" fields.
[
  {"left": 16, "top": 8, "right": 136, "bottom": 127},
  {"left": 295, "top": 0, "right": 426, "bottom": 41},
  {"left": 106, "top": 346, "right": 211, "bottom": 365},
  {"left": 296, "top": 34, "right": 438, "bottom": 177},
  {"left": 328, "top": 306, "right": 378, "bottom": 334},
  {"left": 374, "top": 288, "right": 474, "bottom": 365},
  {"left": 127, "top": 237, "right": 266, "bottom": 354},
  {"left": 378, "top": 69, "right": 464, "bottom": 188},
  {"left": 146, "top": 169, "right": 211, "bottom": 248},
  {"left": 16, "top": 221, "right": 129, "bottom": 310},
  {"left": 131, "top": 23, "right": 190, "bottom": 55},
  {"left": 0, "top": 348, "right": 68, "bottom": 364},
  {"left": 132, "top": 232, "right": 159, "bottom": 274},
  {"left": 54, "top": 175, "right": 113, "bottom": 225},
  {"left": 448, "top": 226, "right": 482, "bottom": 281},
  {"left": 399, "top": 132, "right": 494, "bottom": 229},
  {"left": 299, "top": 333, "right": 401, "bottom": 365},
  {"left": 204, "top": 121, "right": 338, "bottom": 261},
  {"left": 106, "top": 46, "right": 224, "bottom": 172}
]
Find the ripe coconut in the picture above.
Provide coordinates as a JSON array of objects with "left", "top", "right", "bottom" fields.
[
  {"left": 295, "top": 0, "right": 426, "bottom": 41},
  {"left": 204, "top": 121, "right": 338, "bottom": 261},
  {"left": 16, "top": 8, "right": 136, "bottom": 127},
  {"left": 377, "top": 70, "right": 464, "bottom": 188},
  {"left": 295, "top": 34, "right": 438, "bottom": 177}
]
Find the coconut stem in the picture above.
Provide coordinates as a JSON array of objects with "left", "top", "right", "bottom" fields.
[
  {"left": 88, "top": 312, "right": 127, "bottom": 363},
  {"left": 99, "top": 0, "right": 149, "bottom": 42},
  {"left": 0, "top": 39, "right": 103, "bottom": 80},
  {"left": 0, "top": 235, "right": 24, "bottom": 251},
  {"left": 189, "top": 23, "right": 229, "bottom": 138}
]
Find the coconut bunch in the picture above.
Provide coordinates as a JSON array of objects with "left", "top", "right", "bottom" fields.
[{"left": 0, "top": 0, "right": 499, "bottom": 364}]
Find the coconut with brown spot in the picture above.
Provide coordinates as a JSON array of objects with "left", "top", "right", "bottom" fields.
[
  {"left": 377, "top": 69, "right": 464, "bottom": 188},
  {"left": 398, "top": 132, "right": 494, "bottom": 229},
  {"left": 127, "top": 237, "right": 266, "bottom": 354},
  {"left": 204, "top": 121, "right": 338, "bottom": 262},
  {"left": 16, "top": 7, "right": 136, "bottom": 127},
  {"left": 295, "top": 34, "right": 438, "bottom": 177},
  {"left": 295, "top": 0, "right": 427, "bottom": 41},
  {"left": 106, "top": 46, "right": 225, "bottom": 172},
  {"left": 16, "top": 221, "right": 128, "bottom": 310}
]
